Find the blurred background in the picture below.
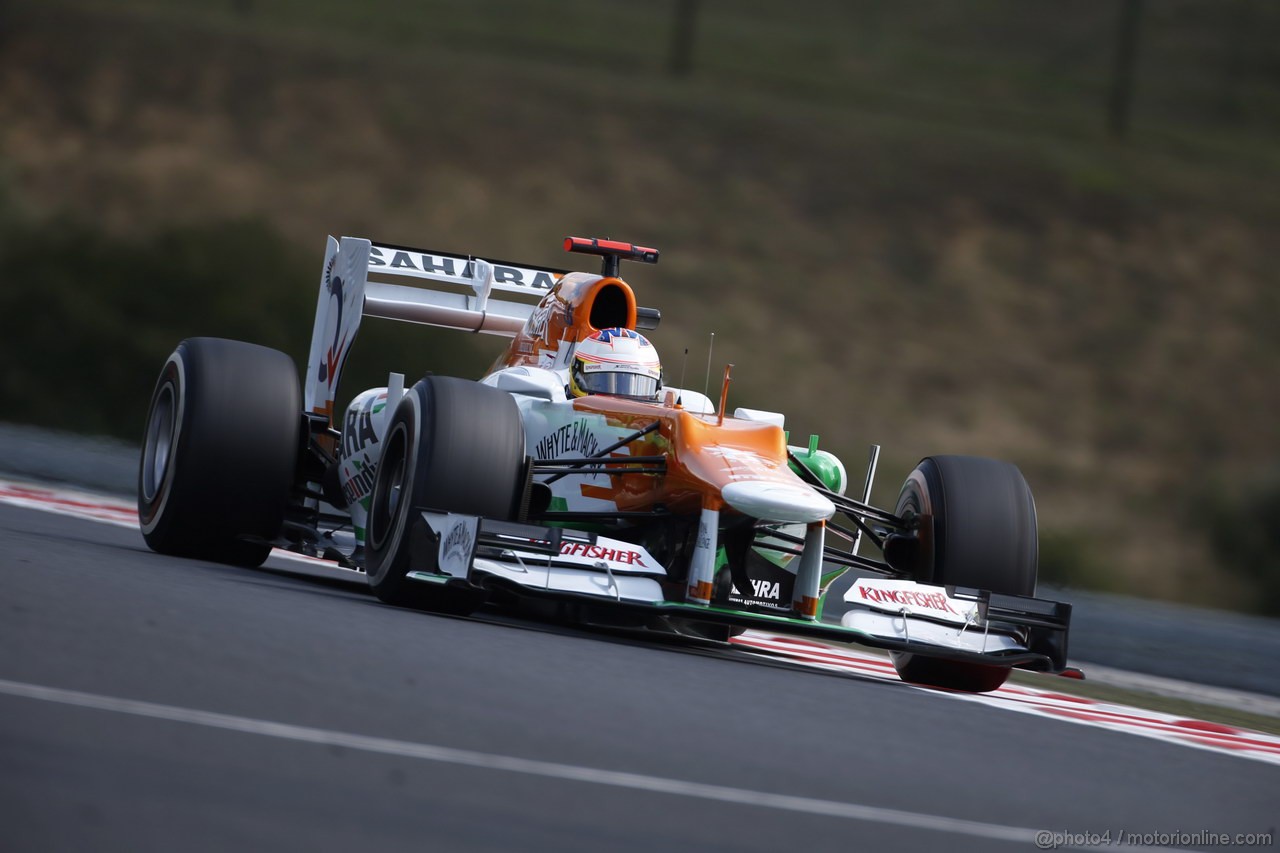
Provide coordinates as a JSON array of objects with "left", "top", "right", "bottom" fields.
[{"left": 1, "top": 0, "right": 1277, "bottom": 615}]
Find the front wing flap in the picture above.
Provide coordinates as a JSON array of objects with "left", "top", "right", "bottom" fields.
[{"left": 401, "top": 512, "right": 1071, "bottom": 673}]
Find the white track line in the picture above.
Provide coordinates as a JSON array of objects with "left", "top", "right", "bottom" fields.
[
  {"left": 4, "top": 477, "right": 1279, "bottom": 769},
  {"left": 0, "top": 677, "right": 1186, "bottom": 851},
  {"left": 732, "top": 632, "right": 1280, "bottom": 767}
]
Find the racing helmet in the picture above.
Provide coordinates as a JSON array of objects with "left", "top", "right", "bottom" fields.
[{"left": 569, "top": 328, "right": 662, "bottom": 401}]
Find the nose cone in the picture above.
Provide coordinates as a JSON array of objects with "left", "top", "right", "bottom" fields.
[{"left": 721, "top": 480, "right": 835, "bottom": 523}]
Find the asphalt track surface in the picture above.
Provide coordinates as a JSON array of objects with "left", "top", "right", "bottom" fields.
[
  {"left": 5, "top": 420, "right": 1280, "bottom": 700},
  {"left": 2, "top": 503, "right": 1277, "bottom": 853}
]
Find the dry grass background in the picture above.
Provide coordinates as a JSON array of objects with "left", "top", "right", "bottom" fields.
[{"left": 2, "top": 1, "right": 1277, "bottom": 610}]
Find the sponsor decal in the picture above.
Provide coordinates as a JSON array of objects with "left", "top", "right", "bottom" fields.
[
  {"left": 696, "top": 520, "right": 711, "bottom": 551},
  {"left": 559, "top": 541, "right": 645, "bottom": 566},
  {"left": 317, "top": 255, "right": 350, "bottom": 387},
  {"left": 342, "top": 407, "right": 380, "bottom": 458},
  {"left": 369, "top": 246, "right": 557, "bottom": 291},
  {"left": 525, "top": 300, "right": 554, "bottom": 345},
  {"left": 341, "top": 458, "right": 377, "bottom": 506},
  {"left": 437, "top": 513, "right": 479, "bottom": 577},
  {"left": 533, "top": 419, "right": 601, "bottom": 460},
  {"left": 848, "top": 579, "right": 980, "bottom": 624},
  {"left": 856, "top": 585, "right": 963, "bottom": 615},
  {"left": 442, "top": 519, "right": 475, "bottom": 565},
  {"left": 749, "top": 579, "right": 781, "bottom": 600},
  {"left": 523, "top": 300, "right": 574, "bottom": 351},
  {"left": 728, "top": 572, "right": 791, "bottom": 611},
  {"left": 506, "top": 535, "right": 662, "bottom": 573}
]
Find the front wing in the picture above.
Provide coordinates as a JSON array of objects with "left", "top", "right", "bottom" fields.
[{"left": 403, "top": 512, "right": 1072, "bottom": 673}]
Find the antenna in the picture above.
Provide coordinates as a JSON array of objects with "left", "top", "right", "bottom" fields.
[
  {"left": 678, "top": 347, "right": 689, "bottom": 396},
  {"left": 564, "top": 237, "right": 659, "bottom": 278},
  {"left": 703, "top": 332, "right": 715, "bottom": 400}
]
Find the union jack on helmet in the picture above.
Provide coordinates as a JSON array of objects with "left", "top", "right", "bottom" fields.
[{"left": 569, "top": 327, "right": 662, "bottom": 401}]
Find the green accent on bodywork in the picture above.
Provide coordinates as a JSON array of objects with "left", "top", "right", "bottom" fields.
[
  {"left": 714, "top": 547, "right": 728, "bottom": 571},
  {"left": 788, "top": 445, "right": 845, "bottom": 493},
  {"left": 668, "top": 602, "right": 806, "bottom": 621},
  {"left": 652, "top": 603, "right": 1050, "bottom": 670},
  {"left": 543, "top": 495, "right": 608, "bottom": 532},
  {"left": 752, "top": 534, "right": 796, "bottom": 570},
  {"left": 373, "top": 402, "right": 385, "bottom": 414},
  {"left": 397, "top": 580, "right": 1054, "bottom": 670},
  {"left": 815, "top": 567, "right": 849, "bottom": 620},
  {"left": 821, "top": 568, "right": 846, "bottom": 585},
  {"left": 659, "top": 601, "right": 837, "bottom": 632},
  {"left": 405, "top": 571, "right": 451, "bottom": 585}
]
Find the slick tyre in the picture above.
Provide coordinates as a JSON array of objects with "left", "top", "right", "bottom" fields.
[
  {"left": 365, "top": 376, "right": 524, "bottom": 612},
  {"left": 138, "top": 337, "right": 301, "bottom": 568},
  {"left": 889, "top": 455, "right": 1038, "bottom": 693}
]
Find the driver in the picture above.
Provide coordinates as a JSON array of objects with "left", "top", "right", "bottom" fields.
[{"left": 568, "top": 327, "right": 663, "bottom": 402}]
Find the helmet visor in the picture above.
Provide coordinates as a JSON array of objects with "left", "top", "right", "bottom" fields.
[{"left": 574, "top": 368, "right": 660, "bottom": 400}]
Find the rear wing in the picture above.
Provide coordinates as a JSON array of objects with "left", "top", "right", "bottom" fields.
[{"left": 303, "top": 236, "right": 568, "bottom": 420}]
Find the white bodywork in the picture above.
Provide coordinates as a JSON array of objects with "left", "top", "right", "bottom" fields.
[
  {"left": 307, "top": 235, "right": 1039, "bottom": 665},
  {"left": 841, "top": 577, "right": 1028, "bottom": 656},
  {"left": 417, "top": 510, "right": 667, "bottom": 604},
  {"left": 409, "top": 509, "right": 1040, "bottom": 660},
  {"left": 311, "top": 235, "right": 553, "bottom": 545},
  {"left": 336, "top": 377, "right": 401, "bottom": 544},
  {"left": 305, "top": 236, "right": 552, "bottom": 423},
  {"left": 721, "top": 481, "right": 834, "bottom": 524}
]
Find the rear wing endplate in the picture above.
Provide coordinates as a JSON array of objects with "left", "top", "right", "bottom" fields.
[{"left": 304, "top": 235, "right": 567, "bottom": 420}]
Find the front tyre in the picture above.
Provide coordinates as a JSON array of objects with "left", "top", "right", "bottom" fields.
[
  {"left": 365, "top": 376, "right": 524, "bottom": 612},
  {"left": 138, "top": 337, "right": 301, "bottom": 568},
  {"left": 890, "top": 455, "right": 1038, "bottom": 693}
]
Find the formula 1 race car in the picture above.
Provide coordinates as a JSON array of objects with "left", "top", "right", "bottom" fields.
[{"left": 138, "top": 234, "right": 1071, "bottom": 693}]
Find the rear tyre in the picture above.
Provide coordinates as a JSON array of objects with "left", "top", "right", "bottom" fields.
[
  {"left": 889, "top": 455, "right": 1038, "bottom": 693},
  {"left": 138, "top": 337, "right": 301, "bottom": 568},
  {"left": 365, "top": 376, "right": 524, "bottom": 612}
]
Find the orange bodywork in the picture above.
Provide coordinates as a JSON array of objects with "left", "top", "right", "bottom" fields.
[
  {"left": 569, "top": 394, "right": 801, "bottom": 516},
  {"left": 489, "top": 272, "right": 636, "bottom": 374},
  {"left": 488, "top": 267, "right": 810, "bottom": 513}
]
